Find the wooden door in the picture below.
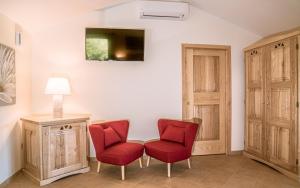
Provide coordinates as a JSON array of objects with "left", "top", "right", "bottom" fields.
[
  {"left": 42, "top": 122, "right": 87, "bottom": 179},
  {"left": 265, "top": 37, "right": 298, "bottom": 172},
  {"left": 182, "top": 44, "right": 231, "bottom": 155},
  {"left": 245, "top": 48, "right": 265, "bottom": 158}
]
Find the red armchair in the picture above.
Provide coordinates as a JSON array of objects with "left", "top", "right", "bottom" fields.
[
  {"left": 89, "top": 120, "right": 144, "bottom": 180},
  {"left": 144, "top": 119, "right": 199, "bottom": 177}
]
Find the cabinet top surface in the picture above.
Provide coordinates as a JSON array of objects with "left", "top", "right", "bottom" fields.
[
  {"left": 21, "top": 114, "right": 90, "bottom": 124},
  {"left": 244, "top": 27, "right": 300, "bottom": 51}
]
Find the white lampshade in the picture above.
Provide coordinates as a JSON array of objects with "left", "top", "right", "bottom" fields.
[{"left": 45, "top": 77, "right": 71, "bottom": 95}]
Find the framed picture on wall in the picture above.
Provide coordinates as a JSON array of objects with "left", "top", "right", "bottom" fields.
[{"left": 0, "top": 43, "right": 16, "bottom": 106}]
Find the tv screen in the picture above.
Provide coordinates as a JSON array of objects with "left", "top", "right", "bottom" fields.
[{"left": 85, "top": 28, "right": 145, "bottom": 61}]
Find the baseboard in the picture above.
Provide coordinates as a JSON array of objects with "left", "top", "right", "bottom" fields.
[
  {"left": 229, "top": 150, "right": 243, "bottom": 155},
  {"left": 0, "top": 170, "right": 22, "bottom": 188},
  {"left": 89, "top": 157, "right": 97, "bottom": 162}
]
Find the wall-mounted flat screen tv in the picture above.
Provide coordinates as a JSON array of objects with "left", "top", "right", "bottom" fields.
[{"left": 85, "top": 28, "right": 145, "bottom": 61}]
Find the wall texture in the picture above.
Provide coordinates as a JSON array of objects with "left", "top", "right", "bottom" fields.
[
  {"left": 30, "top": 2, "right": 260, "bottom": 157},
  {"left": 0, "top": 13, "right": 32, "bottom": 184}
]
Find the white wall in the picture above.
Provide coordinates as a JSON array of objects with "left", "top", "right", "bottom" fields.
[
  {"left": 31, "top": 2, "right": 260, "bottom": 157},
  {"left": 0, "top": 13, "right": 32, "bottom": 184}
]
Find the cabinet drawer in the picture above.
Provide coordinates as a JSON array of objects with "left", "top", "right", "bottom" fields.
[{"left": 42, "top": 122, "right": 87, "bottom": 179}]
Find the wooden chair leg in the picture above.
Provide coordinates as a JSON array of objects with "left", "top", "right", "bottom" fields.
[
  {"left": 121, "top": 166, "right": 125, "bottom": 180},
  {"left": 167, "top": 163, "right": 171, "bottom": 178},
  {"left": 139, "top": 157, "right": 143, "bottom": 168},
  {"left": 146, "top": 156, "right": 151, "bottom": 167},
  {"left": 97, "top": 161, "right": 101, "bottom": 173},
  {"left": 187, "top": 158, "right": 191, "bottom": 169}
]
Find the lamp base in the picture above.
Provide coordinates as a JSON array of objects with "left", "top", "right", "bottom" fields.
[{"left": 53, "top": 95, "right": 63, "bottom": 118}]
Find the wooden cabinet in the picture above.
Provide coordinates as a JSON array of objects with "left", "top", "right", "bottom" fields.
[
  {"left": 21, "top": 114, "right": 90, "bottom": 186},
  {"left": 244, "top": 28, "right": 300, "bottom": 180}
]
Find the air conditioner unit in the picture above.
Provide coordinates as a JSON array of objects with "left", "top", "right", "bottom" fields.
[{"left": 139, "top": 1, "right": 190, "bottom": 21}]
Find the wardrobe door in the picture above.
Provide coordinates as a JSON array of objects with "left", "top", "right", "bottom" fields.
[
  {"left": 245, "top": 48, "right": 265, "bottom": 158},
  {"left": 266, "top": 37, "right": 298, "bottom": 172}
]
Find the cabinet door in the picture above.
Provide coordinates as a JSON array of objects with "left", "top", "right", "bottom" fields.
[
  {"left": 245, "top": 48, "right": 265, "bottom": 158},
  {"left": 42, "top": 122, "right": 87, "bottom": 179},
  {"left": 265, "top": 37, "right": 298, "bottom": 172}
]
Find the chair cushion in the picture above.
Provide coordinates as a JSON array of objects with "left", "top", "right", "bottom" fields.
[
  {"left": 161, "top": 125, "right": 185, "bottom": 144},
  {"left": 104, "top": 127, "right": 121, "bottom": 147},
  {"left": 100, "top": 142, "right": 144, "bottom": 165},
  {"left": 145, "top": 140, "right": 189, "bottom": 163}
]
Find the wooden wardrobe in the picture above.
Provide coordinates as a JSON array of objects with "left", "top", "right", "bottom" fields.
[{"left": 244, "top": 28, "right": 300, "bottom": 180}]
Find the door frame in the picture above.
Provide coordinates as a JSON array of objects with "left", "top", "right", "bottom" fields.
[
  {"left": 182, "top": 43, "right": 232, "bottom": 155},
  {"left": 297, "top": 35, "right": 299, "bottom": 171}
]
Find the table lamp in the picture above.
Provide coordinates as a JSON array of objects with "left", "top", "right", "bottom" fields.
[{"left": 45, "top": 77, "right": 71, "bottom": 118}]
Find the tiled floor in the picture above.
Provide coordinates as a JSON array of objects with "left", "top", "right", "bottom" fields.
[{"left": 3, "top": 155, "right": 300, "bottom": 188}]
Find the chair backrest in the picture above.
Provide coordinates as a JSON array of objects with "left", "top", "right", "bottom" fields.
[
  {"left": 158, "top": 119, "right": 199, "bottom": 153},
  {"left": 89, "top": 120, "right": 129, "bottom": 159}
]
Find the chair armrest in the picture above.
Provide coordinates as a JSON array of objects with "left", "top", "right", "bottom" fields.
[{"left": 89, "top": 124, "right": 105, "bottom": 159}]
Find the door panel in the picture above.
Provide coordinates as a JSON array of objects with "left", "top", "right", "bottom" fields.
[
  {"left": 249, "top": 88, "right": 263, "bottom": 119},
  {"left": 183, "top": 46, "right": 229, "bottom": 155},
  {"left": 270, "top": 42, "right": 291, "bottom": 82},
  {"left": 194, "top": 105, "right": 219, "bottom": 141},
  {"left": 49, "top": 126, "right": 81, "bottom": 170},
  {"left": 193, "top": 56, "right": 219, "bottom": 92},
  {"left": 247, "top": 120, "right": 263, "bottom": 153},
  {"left": 269, "top": 127, "right": 290, "bottom": 164},
  {"left": 42, "top": 123, "right": 86, "bottom": 179},
  {"left": 245, "top": 48, "right": 265, "bottom": 157},
  {"left": 24, "top": 122, "right": 40, "bottom": 179},
  {"left": 266, "top": 38, "right": 297, "bottom": 172},
  {"left": 270, "top": 88, "right": 290, "bottom": 121},
  {"left": 249, "top": 54, "right": 262, "bottom": 84}
]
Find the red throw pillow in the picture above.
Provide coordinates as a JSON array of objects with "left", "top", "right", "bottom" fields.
[
  {"left": 161, "top": 125, "right": 185, "bottom": 144},
  {"left": 104, "top": 127, "right": 121, "bottom": 147}
]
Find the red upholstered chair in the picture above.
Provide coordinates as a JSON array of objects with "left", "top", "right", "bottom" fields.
[
  {"left": 145, "top": 119, "right": 199, "bottom": 177},
  {"left": 89, "top": 120, "right": 144, "bottom": 180}
]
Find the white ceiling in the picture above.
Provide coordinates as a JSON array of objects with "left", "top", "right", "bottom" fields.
[
  {"left": 0, "top": 0, "right": 299, "bottom": 36},
  {"left": 0, "top": 0, "right": 134, "bottom": 33},
  {"left": 191, "top": 0, "right": 300, "bottom": 36}
]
